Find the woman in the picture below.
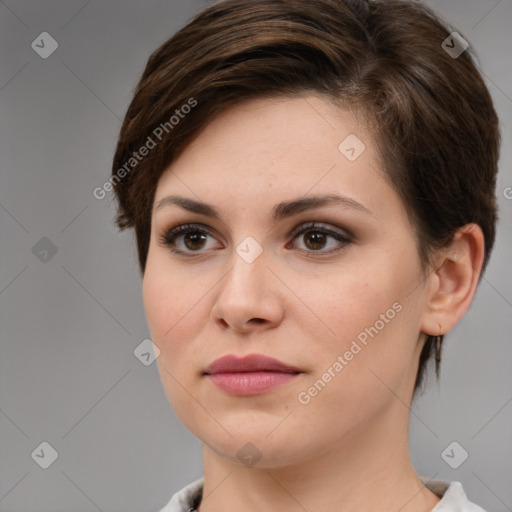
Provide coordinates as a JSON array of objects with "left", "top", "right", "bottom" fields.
[{"left": 111, "top": 0, "right": 501, "bottom": 511}]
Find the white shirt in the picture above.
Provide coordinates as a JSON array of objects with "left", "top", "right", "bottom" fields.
[{"left": 158, "top": 475, "right": 487, "bottom": 512}]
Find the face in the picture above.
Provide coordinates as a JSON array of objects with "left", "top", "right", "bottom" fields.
[{"left": 143, "top": 95, "right": 432, "bottom": 468}]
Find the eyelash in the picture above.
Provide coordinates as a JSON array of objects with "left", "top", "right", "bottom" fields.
[{"left": 159, "top": 222, "right": 353, "bottom": 258}]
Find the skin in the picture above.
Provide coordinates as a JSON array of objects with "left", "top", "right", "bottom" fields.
[{"left": 143, "top": 94, "right": 484, "bottom": 512}]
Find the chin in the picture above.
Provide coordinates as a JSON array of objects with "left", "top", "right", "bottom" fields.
[
  {"left": 197, "top": 423, "right": 322, "bottom": 470},
  {"left": 206, "top": 438, "right": 308, "bottom": 469}
]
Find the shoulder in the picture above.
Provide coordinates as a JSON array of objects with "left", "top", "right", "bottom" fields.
[
  {"left": 420, "top": 476, "right": 488, "bottom": 512},
  {"left": 157, "top": 477, "right": 204, "bottom": 512}
]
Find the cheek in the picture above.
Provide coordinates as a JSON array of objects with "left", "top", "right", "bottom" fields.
[
  {"left": 142, "top": 256, "right": 211, "bottom": 361},
  {"left": 143, "top": 266, "right": 170, "bottom": 342},
  {"left": 301, "top": 264, "right": 386, "bottom": 343},
  {"left": 143, "top": 256, "right": 188, "bottom": 346},
  {"left": 300, "top": 256, "right": 420, "bottom": 386},
  {"left": 143, "top": 260, "right": 206, "bottom": 413}
]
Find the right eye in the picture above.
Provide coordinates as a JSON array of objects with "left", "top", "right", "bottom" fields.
[{"left": 159, "top": 223, "right": 222, "bottom": 256}]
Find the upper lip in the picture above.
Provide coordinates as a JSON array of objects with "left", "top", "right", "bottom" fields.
[{"left": 204, "top": 354, "right": 301, "bottom": 374}]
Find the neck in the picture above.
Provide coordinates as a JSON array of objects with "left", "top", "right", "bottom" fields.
[{"left": 197, "top": 403, "right": 440, "bottom": 512}]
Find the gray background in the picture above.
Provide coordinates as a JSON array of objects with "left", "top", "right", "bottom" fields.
[{"left": 0, "top": 1, "right": 511, "bottom": 511}]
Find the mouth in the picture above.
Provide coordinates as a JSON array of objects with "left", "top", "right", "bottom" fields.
[{"left": 203, "top": 353, "right": 302, "bottom": 396}]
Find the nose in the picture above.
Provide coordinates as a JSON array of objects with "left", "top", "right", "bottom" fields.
[{"left": 210, "top": 245, "right": 285, "bottom": 334}]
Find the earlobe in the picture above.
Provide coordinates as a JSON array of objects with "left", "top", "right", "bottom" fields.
[{"left": 420, "top": 223, "right": 485, "bottom": 337}]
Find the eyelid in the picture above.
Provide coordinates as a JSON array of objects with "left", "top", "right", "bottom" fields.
[
  {"left": 288, "top": 221, "right": 353, "bottom": 241},
  {"left": 159, "top": 222, "right": 217, "bottom": 246}
]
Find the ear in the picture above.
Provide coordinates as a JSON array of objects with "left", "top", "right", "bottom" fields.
[{"left": 420, "top": 223, "right": 485, "bottom": 336}]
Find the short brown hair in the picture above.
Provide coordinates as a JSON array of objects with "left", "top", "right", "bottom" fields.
[{"left": 111, "top": 0, "right": 501, "bottom": 395}]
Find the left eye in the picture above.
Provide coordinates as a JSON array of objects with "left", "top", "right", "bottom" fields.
[
  {"left": 160, "top": 222, "right": 352, "bottom": 257},
  {"left": 287, "top": 222, "right": 352, "bottom": 254}
]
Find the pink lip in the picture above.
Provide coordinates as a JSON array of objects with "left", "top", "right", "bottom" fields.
[
  {"left": 204, "top": 354, "right": 301, "bottom": 374},
  {"left": 204, "top": 354, "right": 301, "bottom": 396}
]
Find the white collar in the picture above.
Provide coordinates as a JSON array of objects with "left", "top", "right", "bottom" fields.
[{"left": 160, "top": 475, "right": 487, "bottom": 512}]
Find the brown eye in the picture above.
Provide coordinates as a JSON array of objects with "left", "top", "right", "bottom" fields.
[
  {"left": 182, "top": 231, "right": 208, "bottom": 251},
  {"left": 160, "top": 221, "right": 352, "bottom": 258},
  {"left": 302, "top": 231, "right": 329, "bottom": 250},
  {"left": 288, "top": 222, "right": 352, "bottom": 255},
  {"left": 161, "top": 224, "right": 219, "bottom": 255}
]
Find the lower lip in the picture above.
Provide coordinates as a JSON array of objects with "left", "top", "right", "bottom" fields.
[{"left": 206, "top": 371, "right": 299, "bottom": 396}]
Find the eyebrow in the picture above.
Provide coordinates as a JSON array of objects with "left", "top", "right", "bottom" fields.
[{"left": 154, "top": 193, "right": 373, "bottom": 222}]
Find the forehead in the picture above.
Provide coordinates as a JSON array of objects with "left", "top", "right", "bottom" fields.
[
  {"left": 185, "top": 94, "right": 372, "bottom": 161},
  {"left": 153, "top": 94, "right": 404, "bottom": 225},
  {"left": 158, "top": 96, "right": 373, "bottom": 181}
]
